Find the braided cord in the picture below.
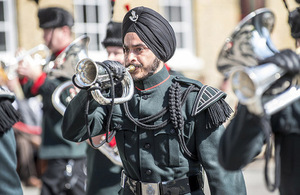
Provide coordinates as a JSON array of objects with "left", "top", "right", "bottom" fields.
[
  {"left": 123, "top": 102, "right": 170, "bottom": 130},
  {"left": 169, "top": 82, "right": 197, "bottom": 160},
  {"left": 123, "top": 81, "right": 198, "bottom": 160}
]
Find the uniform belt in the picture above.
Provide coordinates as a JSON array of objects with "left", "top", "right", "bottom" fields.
[{"left": 121, "top": 170, "right": 203, "bottom": 195}]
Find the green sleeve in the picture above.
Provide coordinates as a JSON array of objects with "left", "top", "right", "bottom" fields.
[
  {"left": 196, "top": 113, "right": 247, "bottom": 195},
  {"left": 218, "top": 104, "right": 265, "bottom": 170},
  {"left": 0, "top": 129, "right": 23, "bottom": 195},
  {"left": 62, "top": 90, "right": 107, "bottom": 142}
]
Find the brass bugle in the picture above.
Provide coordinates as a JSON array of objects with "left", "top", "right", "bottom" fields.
[
  {"left": 74, "top": 58, "right": 134, "bottom": 88},
  {"left": 73, "top": 58, "right": 135, "bottom": 105}
]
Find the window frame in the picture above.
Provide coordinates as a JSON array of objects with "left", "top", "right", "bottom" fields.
[
  {"left": 160, "top": 0, "right": 194, "bottom": 52},
  {"left": 73, "top": 0, "right": 111, "bottom": 61},
  {"left": 0, "top": 0, "right": 17, "bottom": 58}
]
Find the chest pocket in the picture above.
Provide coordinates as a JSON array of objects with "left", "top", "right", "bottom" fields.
[
  {"left": 112, "top": 113, "right": 137, "bottom": 163},
  {"left": 153, "top": 127, "right": 181, "bottom": 166},
  {"left": 159, "top": 121, "right": 197, "bottom": 166},
  {"left": 153, "top": 121, "right": 196, "bottom": 167}
]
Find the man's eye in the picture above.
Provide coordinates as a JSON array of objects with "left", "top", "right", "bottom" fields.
[
  {"left": 123, "top": 48, "right": 129, "bottom": 53},
  {"left": 135, "top": 47, "right": 143, "bottom": 53}
]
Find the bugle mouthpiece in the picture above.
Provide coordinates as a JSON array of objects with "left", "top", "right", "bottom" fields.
[{"left": 126, "top": 65, "right": 135, "bottom": 73}]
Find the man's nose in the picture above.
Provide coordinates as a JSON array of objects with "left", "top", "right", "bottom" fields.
[
  {"left": 126, "top": 51, "right": 137, "bottom": 63},
  {"left": 108, "top": 53, "right": 115, "bottom": 61}
]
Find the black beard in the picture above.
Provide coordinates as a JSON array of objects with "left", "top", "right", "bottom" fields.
[{"left": 133, "top": 57, "right": 160, "bottom": 82}]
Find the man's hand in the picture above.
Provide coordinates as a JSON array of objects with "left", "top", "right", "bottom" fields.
[
  {"left": 260, "top": 49, "right": 300, "bottom": 73},
  {"left": 102, "top": 60, "right": 126, "bottom": 80},
  {"left": 66, "top": 86, "right": 80, "bottom": 103},
  {"left": 16, "top": 49, "right": 43, "bottom": 81}
]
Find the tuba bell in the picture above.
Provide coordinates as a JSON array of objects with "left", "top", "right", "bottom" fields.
[
  {"left": 51, "top": 34, "right": 90, "bottom": 115},
  {"left": 45, "top": 34, "right": 90, "bottom": 79},
  {"left": 217, "top": 8, "right": 300, "bottom": 116}
]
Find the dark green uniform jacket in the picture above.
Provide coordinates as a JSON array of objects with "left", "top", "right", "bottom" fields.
[
  {"left": 86, "top": 146, "right": 122, "bottom": 195},
  {"left": 0, "top": 128, "right": 23, "bottom": 195},
  {"left": 20, "top": 70, "right": 87, "bottom": 160},
  {"left": 219, "top": 103, "right": 300, "bottom": 195},
  {"left": 62, "top": 66, "right": 246, "bottom": 194}
]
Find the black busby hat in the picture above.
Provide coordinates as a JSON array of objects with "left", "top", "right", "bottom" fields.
[
  {"left": 101, "top": 21, "right": 122, "bottom": 48},
  {"left": 289, "top": 7, "right": 300, "bottom": 38},
  {"left": 38, "top": 7, "right": 74, "bottom": 29}
]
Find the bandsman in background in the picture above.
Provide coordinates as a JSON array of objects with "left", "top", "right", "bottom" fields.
[
  {"left": 17, "top": 7, "right": 87, "bottom": 195},
  {"left": 85, "top": 21, "right": 123, "bottom": 195},
  {"left": 0, "top": 84, "right": 23, "bottom": 195},
  {"left": 218, "top": 5, "right": 300, "bottom": 195}
]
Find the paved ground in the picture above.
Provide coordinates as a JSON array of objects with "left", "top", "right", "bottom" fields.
[
  {"left": 203, "top": 158, "right": 279, "bottom": 195},
  {"left": 23, "top": 158, "right": 279, "bottom": 195}
]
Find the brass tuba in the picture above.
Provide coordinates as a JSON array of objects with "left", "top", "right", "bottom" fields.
[
  {"left": 51, "top": 35, "right": 90, "bottom": 115},
  {"left": 45, "top": 34, "right": 90, "bottom": 79},
  {"left": 217, "top": 8, "right": 300, "bottom": 116}
]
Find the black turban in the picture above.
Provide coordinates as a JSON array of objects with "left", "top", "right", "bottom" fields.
[
  {"left": 289, "top": 7, "right": 300, "bottom": 38},
  {"left": 122, "top": 6, "right": 176, "bottom": 62},
  {"left": 102, "top": 21, "right": 122, "bottom": 48},
  {"left": 38, "top": 7, "right": 74, "bottom": 29}
]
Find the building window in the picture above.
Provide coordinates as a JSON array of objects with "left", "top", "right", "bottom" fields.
[
  {"left": 160, "top": 0, "right": 194, "bottom": 51},
  {"left": 0, "top": 0, "right": 17, "bottom": 55},
  {"left": 73, "top": 0, "right": 111, "bottom": 52}
]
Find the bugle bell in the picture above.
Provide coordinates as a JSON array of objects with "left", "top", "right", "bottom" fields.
[{"left": 73, "top": 58, "right": 135, "bottom": 105}]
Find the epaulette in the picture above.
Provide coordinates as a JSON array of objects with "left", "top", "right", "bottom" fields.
[
  {"left": 0, "top": 86, "right": 16, "bottom": 102},
  {"left": 172, "top": 77, "right": 233, "bottom": 128},
  {"left": 0, "top": 86, "right": 20, "bottom": 133},
  {"left": 191, "top": 85, "right": 233, "bottom": 129},
  {"left": 172, "top": 76, "right": 203, "bottom": 88}
]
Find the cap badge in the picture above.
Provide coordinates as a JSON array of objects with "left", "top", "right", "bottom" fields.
[{"left": 129, "top": 10, "right": 138, "bottom": 23}]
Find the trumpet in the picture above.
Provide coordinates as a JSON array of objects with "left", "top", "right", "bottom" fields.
[
  {"left": 1, "top": 44, "right": 50, "bottom": 80},
  {"left": 73, "top": 58, "right": 135, "bottom": 105}
]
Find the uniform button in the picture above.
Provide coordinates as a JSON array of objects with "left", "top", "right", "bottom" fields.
[
  {"left": 144, "top": 143, "right": 151, "bottom": 149},
  {"left": 146, "top": 169, "right": 152, "bottom": 175},
  {"left": 170, "top": 129, "right": 176, "bottom": 134},
  {"left": 142, "top": 95, "right": 149, "bottom": 100}
]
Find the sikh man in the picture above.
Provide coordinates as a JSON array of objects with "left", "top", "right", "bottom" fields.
[{"left": 62, "top": 6, "right": 246, "bottom": 195}]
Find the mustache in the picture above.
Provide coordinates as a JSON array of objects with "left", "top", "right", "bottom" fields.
[{"left": 126, "top": 63, "right": 142, "bottom": 68}]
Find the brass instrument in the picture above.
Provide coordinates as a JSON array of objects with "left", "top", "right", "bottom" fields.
[
  {"left": 52, "top": 73, "right": 124, "bottom": 167},
  {"left": 73, "top": 58, "right": 135, "bottom": 105},
  {"left": 1, "top": 44, "right": 50, "bottom": 80},
  {"left": 52, "top": 80, "right": 74, "bottom": 116},
  {"left": 51, "top": 34, "right": 90, "bottom": 115},
  {"left": 217, "top": 8, "right": 300, "bottom": 116},
  {"left": 52, "top": 56, "right": 133, "bottom": 167},
  {"left": 45, "top": 34, "right": 90, "bottom": 79}
]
